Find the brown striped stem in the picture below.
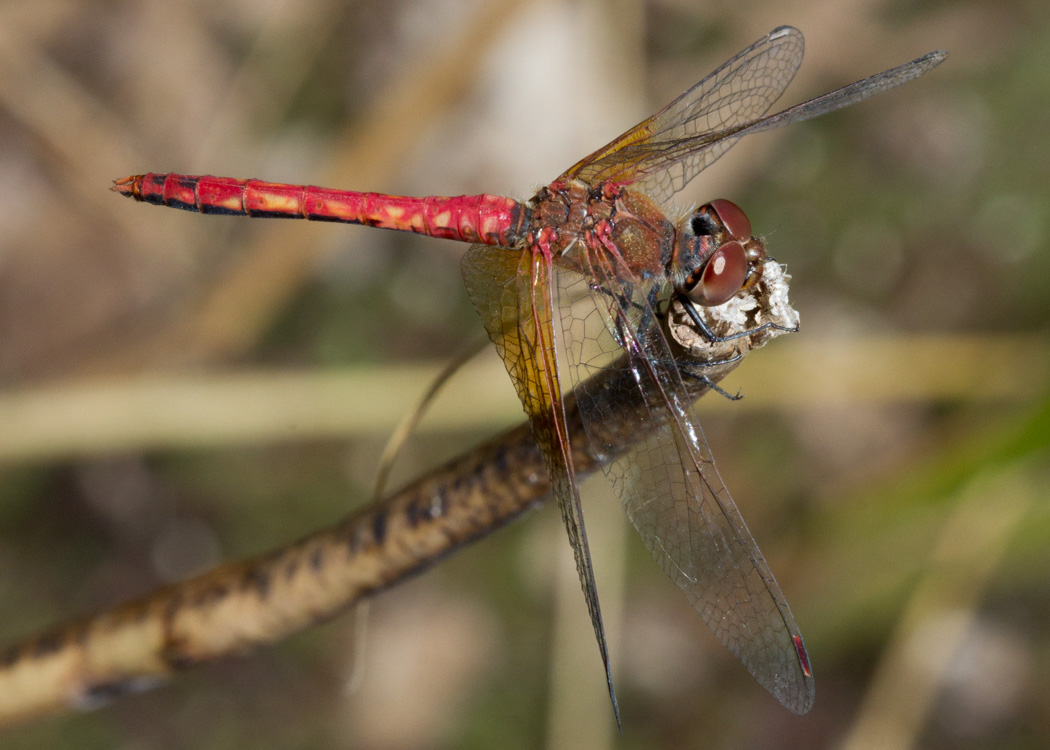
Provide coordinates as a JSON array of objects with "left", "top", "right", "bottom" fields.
[{"left": 0, "top": 267, "right": 792, "bottom": 727}]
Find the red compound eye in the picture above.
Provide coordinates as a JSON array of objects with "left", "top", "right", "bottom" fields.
[
  {"left": 709, "top": 199, "right": 751, "bottom": 241},
  {"left": 685, "top": 241, "right": 748, "bottom": 306}
]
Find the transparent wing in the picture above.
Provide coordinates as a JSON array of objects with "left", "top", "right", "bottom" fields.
[
  {"left": 561, "top": 26, "right": 804, "bottom": 204},
  {"left": 460, "top": 243, "right": 622, "bottom": 728},
  {"left": 693, "top": 49, "right": 947, "bottom": 143},
  {"left": 556, "top": 246, "right": 815, "bottom": 714},
  {"left": 563, "top": 25, "right": 946, "bottom": 207}
]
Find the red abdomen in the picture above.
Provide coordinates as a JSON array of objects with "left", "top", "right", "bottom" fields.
[{"left": 114, "top": 173, "right": 526, "bottom": 247}]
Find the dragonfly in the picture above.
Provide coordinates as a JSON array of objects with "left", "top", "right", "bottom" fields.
[{"left": 114, "top": 27, "right": 946, "bottom": 723}]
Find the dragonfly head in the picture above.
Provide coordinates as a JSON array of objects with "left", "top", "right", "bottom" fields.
[{"left": 674, "top": 199, "right": 767, "bottom": 306}]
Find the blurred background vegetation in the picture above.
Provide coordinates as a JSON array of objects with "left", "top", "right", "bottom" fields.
[{"left": 0, "top": 0, "right": 1047, "bottom": 747}]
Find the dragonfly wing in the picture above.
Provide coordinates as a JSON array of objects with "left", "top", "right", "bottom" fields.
[
  {"left": 461, "top": 244, "right": 621, "bottom": 727},
  {"left": 562, "top": 26, "right": 805, "bottom": 204},
  {"left": 676, "top": 49, "right": 948, "bottom": 149},
  {"left": 625, "top": 49, "right": 947, "bottom": 206},
  {"left": 557, "top": 249, "right": 816, "bottom": 714},
  {"left": 563, "top": 26, "right": 945, "bottom": 208}
]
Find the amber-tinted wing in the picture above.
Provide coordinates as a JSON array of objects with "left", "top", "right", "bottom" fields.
[
  {"left": 460, "top": 243, "right": 622, "bottom": 727},
  {"left": 561, "top": 26, "right": 804, "bottom": 204},
  {"left": 556, "top": 246, "right": 815, "bottom": 713},
  {"left": 563, "top": 26, "right": 946, "bottom": 207}
]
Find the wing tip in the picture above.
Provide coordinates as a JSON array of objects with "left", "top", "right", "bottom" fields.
[
  {"left": 769, "top": 25, "right": 801, "bottom": 40},
  {"left": 607, "top": 670, "right": 623, "bottom": 732},
  {"left": 779, "top": 633, "right": 817, "bottom": 715}
]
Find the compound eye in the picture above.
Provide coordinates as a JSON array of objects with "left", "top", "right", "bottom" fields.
[
  {"left": 685, "top": 241, "right": 748, "bottom": 306},
  {"left": 709, "top": 199, "right": 751, "bottom": 241}
]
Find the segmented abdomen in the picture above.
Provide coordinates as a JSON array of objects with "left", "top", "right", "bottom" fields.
[{"left": 114, "top": 173, "right": 526, "bottom": 246}]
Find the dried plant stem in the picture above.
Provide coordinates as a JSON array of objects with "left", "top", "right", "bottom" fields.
[{"left": 0, "top": 357, "right": 735, "bottom": 728}]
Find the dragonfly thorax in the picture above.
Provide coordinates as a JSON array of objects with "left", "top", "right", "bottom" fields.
[
  {"left": 673, "top": 199, "right": 767, "bottom": 307},
  {"left": 523, "top": 179, "right": 676, "bottom": 280}
]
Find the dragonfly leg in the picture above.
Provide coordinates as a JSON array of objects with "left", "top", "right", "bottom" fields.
[
  {"left": 630, "top": 285, "right": 661, "bottom": 347},
  {"left": 677, "top": 367, "right": 744, "bottom": 401},
  {"left": 616, "top": 283, "right": 666, "bottom": 351},
  {"left": 676, "top": 352, "right": 746, "bottom": 401},
  {"left": 678, "top": 293, "right": 799, "bottom": 342},
  {"left": 677, "top": 348, "right": 744, "bottom": 371},
  {"left": 594, "top": 280, "right": 653, "bottom": 350}
]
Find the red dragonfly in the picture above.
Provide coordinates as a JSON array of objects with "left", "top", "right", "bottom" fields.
[{"left": 115, "top": 27, "right": 945, "bottom": 722}]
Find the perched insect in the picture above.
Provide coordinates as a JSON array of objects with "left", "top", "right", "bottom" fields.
[{"left": 116, "top": 27, "right": 946, "bottom": 723}]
